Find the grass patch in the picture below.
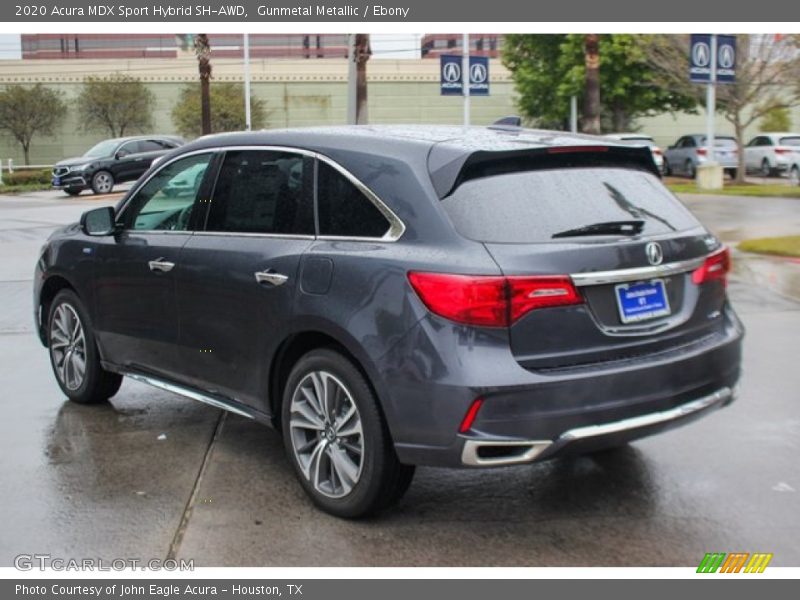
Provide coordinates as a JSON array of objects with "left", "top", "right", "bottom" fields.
[
  {"left": 739, "top": 236, "right": 800, "bottom": 258},
  {"left": 0, "top": 182, "right": 53, "bottom": 194},
  {"left": 667, "top": 182, "right": 800, "bottom": 198}
]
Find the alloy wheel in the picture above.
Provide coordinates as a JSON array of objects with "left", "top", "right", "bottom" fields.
[
  {"left": 93, "top": 172, "right": 113, "bottom": 193},
  {"left": 50, "top": 303, "right": 87, "bottom": 391},
  {"left": 289, "top": 370, "right": 364, "bottom": 498}
]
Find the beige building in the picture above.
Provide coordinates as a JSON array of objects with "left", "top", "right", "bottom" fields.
[
  {"left": 0, "top": 57, "right": 793, "bottom": 165},
  {"left": 0, "top": 58, "right": 517, "bottom": 165}
]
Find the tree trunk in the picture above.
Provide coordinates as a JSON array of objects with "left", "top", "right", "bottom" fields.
[
  {"left": 355, "top": 34, "right": 371, "bottom": 124},
  {"left": 194, "top": 34, "right": 212, "bottom": 135},
  {"left": 582, "top": 34, "right": 601, "bottom": 135},
  {"left": 612, "top": 102, "right": 627, "bottom": 132},
  {"left": 22, "top": 140, "right": 30, "bottom": 166}
]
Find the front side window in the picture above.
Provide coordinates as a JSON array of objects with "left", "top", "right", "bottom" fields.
[
  {"left": 205, "top": 150, "right": 313, "bottom": 235},
  {"left": 122, "top": 153, "right": 212, "bottom": 231},
  {"left": 316, "top": 161, "right": 390, "bottom": 238}
]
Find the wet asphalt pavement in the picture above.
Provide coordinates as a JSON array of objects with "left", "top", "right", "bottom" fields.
[{"left": 0, "top": 189, "right": 798, "bottom": 567}]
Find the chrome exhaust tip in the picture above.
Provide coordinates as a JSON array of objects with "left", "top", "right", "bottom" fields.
[{"left": 461, "top": 439, "right": 552, "bottom": 466}]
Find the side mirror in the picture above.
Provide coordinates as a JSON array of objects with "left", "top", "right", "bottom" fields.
[
  {"left": 115, "top": 150, "right": 128, "bottom": 160},
  {"left": 80, "top": 206, "right": 117, "bottom": 236}
]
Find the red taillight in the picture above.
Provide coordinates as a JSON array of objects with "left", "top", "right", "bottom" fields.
[
  {"left": 507, "top": 276, "right": 584, "bottom": 322},
  {"left": 692, "top": 247, "right": 731, "bottom": 286},
  {"left": 696, "top": 147, "right": 708, "bottom": 156},
  {"left": 774, "top": 147, "right": 791, "bottom": 155},
  {"left": 652, "top": 147, "right": 663, "bottom": 156},
  {"left": 407, "top": 272, "right": 583, "bottom": 328},
  {"left": 459, "top": 397, "right": 484, "bottom": 433}
]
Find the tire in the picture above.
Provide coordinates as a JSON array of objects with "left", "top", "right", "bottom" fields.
[
  {"left": 761, "top": 158, "right": 773, "bottom": 178},
  {"left": 790, "top": 166, "right": 800, "bottom": 186},
  {"left": 91, "top": 170, "right": 115, "bottom": 195},
  {"left": 47, "top": 289, "right": 122, "bottom": 404},
  {"left": 64, "top": 188, "right": 82, "bottom": 196},
  {"left": 685, "top": 159, "right": 696, "bottom": 179},
  {"left": 281, "top": 348, "right": 414, "bottom": 518},
  {"left": 663, "top": 159, "right": 672, "bottom": 177}
]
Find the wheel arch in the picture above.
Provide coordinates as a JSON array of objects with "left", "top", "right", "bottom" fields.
[
  {"left": 268, "top": 329, "right": 391, "bottom": 433},
  {"left": 37, "top": 274, "right": 77, "bottom": 346}
]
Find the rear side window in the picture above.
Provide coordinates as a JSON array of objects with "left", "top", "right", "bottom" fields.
[
  {"left": 206, "top": 150, "right": 313, "bottom": 235},
  {"left": 316, "top": 161, "right": 390, "bottom": 238},
  {"left": 442, "top": 167, "right": 700, "bottom": 243},
  {"left": 779, "top": 136, "right": 800, "bottom": 146}
]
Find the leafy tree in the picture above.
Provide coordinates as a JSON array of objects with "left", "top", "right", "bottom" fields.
[
  {"left": 644, "top": 34, "right": 800, "bottom": 182},
  {"left": 171, "top": 82, "right": 267, "bottom": 138},
  {"left": 502, "top": 34, "right": 698, "bottom": 131},
  {"left": 760, "top": 106, "right": 791, "bottom": 132},
  {"left": 77, "top": 73, "right": 154, "bottom": 137},
  {"left": 0, "top": 84, "right": 66, "bottom": 164}
]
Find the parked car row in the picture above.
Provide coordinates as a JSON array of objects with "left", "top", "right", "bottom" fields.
[{"left": 608, "top": 130, "right": 800, "bottom": 184}]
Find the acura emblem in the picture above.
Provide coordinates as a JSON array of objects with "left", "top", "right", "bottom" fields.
[{"left": 645, "top": 242, "right": 663, "bottom": 266}]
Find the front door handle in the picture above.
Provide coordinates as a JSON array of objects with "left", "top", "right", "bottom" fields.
[
  {"left": 255, "top": 270, "right": 289, "bottom": 286},
  {"left": 148, "top": 258, "right": 175, "bottom": 273}
]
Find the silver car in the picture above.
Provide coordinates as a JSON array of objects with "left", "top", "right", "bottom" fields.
[
  {"left": 744, "top": 132, "right": 800, "bottom": 177},
  {"left": 604, "top": 133, "right": 664, "bottom": 173},
  {"left": 663, "top": 134, "right": 739, "bottom": 179}
]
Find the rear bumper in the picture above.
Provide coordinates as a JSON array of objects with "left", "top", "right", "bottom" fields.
[
  {"left": 384, "top": 304, "right": 743, "bottom": 468},
  {"left": 460, "top": 386, "right": 733, "bottom": 466}
]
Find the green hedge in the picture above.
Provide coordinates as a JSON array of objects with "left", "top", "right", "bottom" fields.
[{"left": 2, "top": 169, "right": 51, "bottom": 185}]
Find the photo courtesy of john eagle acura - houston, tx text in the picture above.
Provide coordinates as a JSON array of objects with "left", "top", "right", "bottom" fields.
[{"left": 34, "top": 125, "right": 743, "bottom": 518}]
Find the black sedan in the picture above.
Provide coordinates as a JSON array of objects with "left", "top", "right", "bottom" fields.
[{"left": 51, "top": 135, "right": 184, "bottom": 195}]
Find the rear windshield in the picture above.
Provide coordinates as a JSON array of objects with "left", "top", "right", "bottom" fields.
[
  {"left": 779, "top": 136, "right": 800, "bottom": 146},
  {"left": 442, "top": 167, "right": 700, "bottom": 243}
]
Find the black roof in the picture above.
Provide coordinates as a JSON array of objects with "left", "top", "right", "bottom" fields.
[{"left": 178, "top": 125, "right": 657, "bottom": 198}]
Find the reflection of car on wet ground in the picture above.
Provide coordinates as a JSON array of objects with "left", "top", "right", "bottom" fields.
[
  {"left": 35, "top": 125, "right": 743, "bottom": 518},
  {"left": 663, "top": 134, "right": 739, "bottom": 179},
  {"left": 51, "top": 135, "right": 184, "bottom": 195},
  {"left": 604, "top": 133, "right": 664, "bottom": 174}
]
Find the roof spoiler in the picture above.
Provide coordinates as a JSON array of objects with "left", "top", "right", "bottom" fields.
[{"left": 489, "top": 116, "right": 522, "bottom": 129}]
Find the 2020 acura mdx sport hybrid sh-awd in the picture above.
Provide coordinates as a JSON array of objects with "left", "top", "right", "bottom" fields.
[{"left": 34, "top": 126, "right": 743, "bottom": 517}]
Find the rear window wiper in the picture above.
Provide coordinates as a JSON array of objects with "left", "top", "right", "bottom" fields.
[{"left": 551, "top": 220, "right": 645, "bottom": 239}]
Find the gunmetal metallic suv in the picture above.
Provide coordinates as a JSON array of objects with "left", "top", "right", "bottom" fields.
[{"left": 34, "top": 126, "right": 743, "bottom": 517}]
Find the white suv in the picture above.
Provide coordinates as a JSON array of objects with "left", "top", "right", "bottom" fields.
[{"left": 744, "top": 133, "right": 800, "bottom": 178}]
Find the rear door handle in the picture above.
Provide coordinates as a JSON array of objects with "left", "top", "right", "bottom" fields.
[
  {"left": 255, "top": 270, "right": 288, "bottom": 286},
  {"left": 148, "top": 259, "right": 175, "bottom": 273}
]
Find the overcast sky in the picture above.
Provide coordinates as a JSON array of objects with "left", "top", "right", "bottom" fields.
[{"left": 0, "top": 34, "right": 422, "bottom": 60}]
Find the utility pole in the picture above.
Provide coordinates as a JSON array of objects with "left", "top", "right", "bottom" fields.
[
  {"left": 243, "top": 33, "right": 252, "bottom": 131},
  {"left": 194, "top": 34, "right": 212, "bottom": 135},
  {"left": 462, "top": 33, "right": 470, "bottom": 126},
  {"left": 706, "top": 34, "right": 717, "bottom": 164},
  {"left": 582, "top": 34, "right": 601, "bottom": 134}
]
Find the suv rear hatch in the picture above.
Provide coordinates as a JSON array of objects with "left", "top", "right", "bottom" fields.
[{"left": 437, "top": 146, "right": 731, "bottom": 370}]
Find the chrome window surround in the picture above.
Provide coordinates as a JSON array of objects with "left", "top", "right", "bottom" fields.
[
  {"left": 116, "top": 145, "right": 406, "bottom": 242},
  {"left": 570, "top": 255, "right": 706, "bottom": 287}
]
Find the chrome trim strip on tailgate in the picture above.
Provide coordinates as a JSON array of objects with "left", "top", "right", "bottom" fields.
[{"left": 570, "top": 256, "right": 706, "bottom": 287}]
